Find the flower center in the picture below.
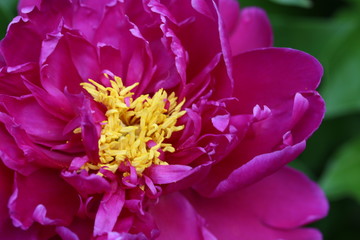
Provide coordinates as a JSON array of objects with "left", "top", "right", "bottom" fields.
[{"left": 80, "top": 74, "right": 185, "bottom": 174}]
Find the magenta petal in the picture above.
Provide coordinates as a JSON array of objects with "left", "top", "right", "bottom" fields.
[
  {"left": 290, "top": 92, "right": 325, "bottom": 144},
  {"left": 94, "top": 185, "right": 125, "bottom": 236},
  {"left": 0, "top": 117, "right": 38, "bottom": 175},
  {"left": 145, "top": 164, "right": 192, "bottom": 184},
  {"left": 80, "top": 98, "right": 101, "bottom": 162},
  {"left": 0, "top": 63, "right": 36, "bottom": 96},
  {"left": 9, "top": 169, "right": 79, "bottom": 230},
  {"left": 0, "top": 16, "right": 42, "bottom": 66},
  {"left": 18, "top": 0, "right": 41, "bottom": 11},
  {"left": 40, "top": 31, "right": 88, "bottom": 94},
  {"left": 151, "top": 192, "right": 214, "bottom": 240},
  {"left": 232, "top": 48, "right": 323, "bottom": 111},
  {"left": 0, "top": 160, "right": 13, "bottom": 228},
  {"left": 219, "top": 0, "right": 240, "bottom": 35},
  {"left": 1, "top": 95, "right": 67, "bottom": 144},
  {"left": 211, "top": 114, "right": 230, "bottom": 132},
  {"left": 229, "top": 7, "right": 272, "bottom": 55},
  {"left": 56, "top": 217, "right": 93, "bottom": 240},
  {"left": 32, "top": 204, "right": 62, "bottom": 225},
  {"left": 24, "top": 79, "right": 75, "bottom": 121},
  {"left": 62, "top": 170, "right": 111, "bottom": 197},
  {"left": 194, "top": 141, "right": 306, "bottom": 197},
  {"left": 188, "top": 167, "right": 328, "bottom": 240},
  {"left": 0, "top": 220, "right": 40, "bottom": 240},
  {"left": 0, "top": 112, "right": 73, "bottom": 169},
  {"left": 62, "top": 32, "right": 100, "bottom": 82},
  {"left": 56, "top": 226, "right": 79, "bottom": 240}
]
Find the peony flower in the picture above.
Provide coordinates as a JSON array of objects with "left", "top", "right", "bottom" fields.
[{"left": 0, "top": 0, "right": 328, "bottom": 239}]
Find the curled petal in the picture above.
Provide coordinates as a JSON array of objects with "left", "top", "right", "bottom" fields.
[
  {"left": 145, "top": 164, "right": 192, "bottom": 185},
  {"left": 8, "top": 169, "right": 79, "bottom": 230},
  {"left": 62, "top": 169, "right": 111, "bottom": 197},
  {"left": 194, "top": 141, "right": 306, "bottom": 197},
  {"left": 94, "top": 184, "right": 125, "bottom": 236},
  {"left": 188, "top": 167, "right": 329, "bottom": 240}
]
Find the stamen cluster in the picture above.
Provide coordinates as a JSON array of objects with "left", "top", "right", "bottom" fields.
[{"left": 80, "top": 75, "right": 185, "bottom": 174}]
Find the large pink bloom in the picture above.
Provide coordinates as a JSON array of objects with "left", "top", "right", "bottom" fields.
[{"left": 0, "top": 0, "right": 327, "bottom": 239}]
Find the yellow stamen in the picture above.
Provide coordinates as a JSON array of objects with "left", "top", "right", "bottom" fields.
[{"left": 80, "top": 75, "right": 185, "bottom": 175}]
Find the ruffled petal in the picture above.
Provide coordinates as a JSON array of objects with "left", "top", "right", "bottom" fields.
[
  {"left": 0, "top": 16, "right": 42, "bottom": 66},
  {"left": 61, "top": 170, "right": 111, "bottom": 197},
  {"left": 194, "top": 141, "right": 306, "bottom": 197},
  {"left": 195, "top": 48, "right": 325, "bottom": 197},
  {"left": 188, "top": 167, "right": 329, "bottom": 240},
  {"left": 1, "top": 95, "right": 68, "bottom": 145},
  {"left": 0, "top": 116, "right": 39, "bottom": 175},
  {"left": 0, "top": 112, "right": 73, "bottom": 169},
  {"left": 8, "top": 169, "right": 79, "bottom": 230}
]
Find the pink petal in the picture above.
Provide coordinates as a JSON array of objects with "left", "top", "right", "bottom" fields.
[
  {"left": 56, "top": 226, "right": 79, "bottom": 240},
  {"left": 24, "top": 79, "right": 75, "bottom": 122},
  {"left": 194, "top": 48, "right": 325, "bottom": 197},
  {"left": 145, "top": 164, "right": 193, "bottom": 185},
  {"left": 40, "top": 29, "right": 100, "bottom": 94},
  {"left": 188, "top": 167, "right": 328, "bottom": 240},
  {"left": 1, "top": 95, "right": 68, "bottom": 145},
  {"left": 0, "top": 220, "right": 40, "bottom": 240},
  {"left": 18, "top": 0, "right": 41, "bottom": 12},
  {"left": 232, "top": 48, "right": 323, "bottom": 112},
  {"left": 0, "top": 112, "right": 73, "bottom": 169},
  {"left": 0, "top": 63, "right": 36, "bottom": 96},
  {"left": 8, "top": 169, "right": 79, "bottom": 230},
  {"left": 219, "top": 0, "right": 241, "bottom": 35},
  {"left": 151, "top": 192, "right": 214, "bottom": 240},
  {"left": 62, "top": 170, "right": 111, "bottom": 197},
  {"left": 229, "top": 7, "right": 273, "bottom": 55},
  {"left": 194, "top": 141, "right": 306, "bottom": 197},
  {"left": 290, "top": 92, "right": 325, "bottom": 144},
  {"left": 0, "top": 160, "right": 13, "bottom": 228},
  {"left": 56, "top": 217, "right": 93, "bottom": 240},
  {"left": 211, "top": 114, "right": 230, "bottom": 132},
  {"left": 94, "top": 185, "right": 125, "bottom": 236},
  {"left": 0, "top": 118, "right": 38, "bottom": 175},
  {"left": 0, "top": 16, "right": 42, "bottom": 66}
]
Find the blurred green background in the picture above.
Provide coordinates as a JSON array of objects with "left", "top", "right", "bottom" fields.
[{"left": 1, "top": 0, "right": 360, "bottom": 239}]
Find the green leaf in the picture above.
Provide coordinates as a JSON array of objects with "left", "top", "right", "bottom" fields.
[
  {"left": 320, "top": 19, "right": 360, "bottom": 118},
  {"left": 0, "top": 0, "right": 17, "bottom": 19},
  {"left": 297, "top": 114, "right": 360, "bottom": 179},
  {"left": 271, "top": 16, "right": 352, "bottom": 65},
  {"left": 0, "top": 0, "right": 18, "bottom": 38},
  {"left": 320, "top": 136, "right": 360, "bottom": 203},
  {"left": 269, "top": 0, "right": 312, "bottom": 8}
]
